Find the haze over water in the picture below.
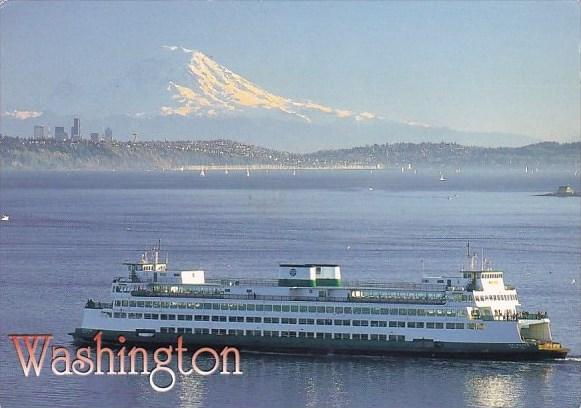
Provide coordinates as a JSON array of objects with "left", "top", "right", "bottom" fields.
[{"left": 0, "top": 170, "right": 580, "bottom": 408}]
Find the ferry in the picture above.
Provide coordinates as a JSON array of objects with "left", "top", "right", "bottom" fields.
[{"left": 72, "top": 243, "right": 568, "bottom": 360}]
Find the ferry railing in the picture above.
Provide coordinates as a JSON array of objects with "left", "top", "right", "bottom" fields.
[
  {"left": 85, "top": 300, "right": 113, "bottom": 309},
  {"left": 129, "top": 290, "right": 447, "bottom": 305},
  {"left": 207, "top": 278, "right": 446, "bottom": 292}
]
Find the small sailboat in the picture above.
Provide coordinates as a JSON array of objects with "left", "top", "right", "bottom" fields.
[
  {"left": 224, "top": 168, "right": 229, "bottom": 175},
  {"left": 292, "top": 169, "right": 296, "bottom": 176},
  {"left": 200, "top": 168, "right": 206, "bottom": 177},
  {"left": 1, "top": 214, "right": 9, "bottom": 222},
  {"left": 246, "top": 168, "right": 250, "bottom": 177},
  {"left": 439, "top": 173, "right": 447, "bottom": 182}
]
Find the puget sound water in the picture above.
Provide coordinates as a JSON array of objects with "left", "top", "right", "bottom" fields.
[{"left": 0, "top": 170, "right": 580, "bottom": 408}]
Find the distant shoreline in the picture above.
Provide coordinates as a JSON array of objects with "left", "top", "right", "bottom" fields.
[{"left": 1, "top": 137, "right": 579, "bottom": 172}]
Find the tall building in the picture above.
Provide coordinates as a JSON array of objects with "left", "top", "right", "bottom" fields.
[
  {"left": 55, "top": 126, "right": 67, "bottom": 141},
  {"left": 71, "top": 117, "right": 81, "bottom": 141},
  {"left": 90, "top": 132, "right": 100, "bottom": 143},
  {"left": 104, "top": 127, "right": 113, "bottom": 144},
  {"left": 33, "top": 125, "right": 44, "bottom": 140}
]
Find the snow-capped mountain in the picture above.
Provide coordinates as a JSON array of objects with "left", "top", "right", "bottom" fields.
[
  {"left": 159, "top": 46, "right": 377, "bottom": 124},
  {"left": 1, "top": 46, "right": 539, "bottom": 150}
]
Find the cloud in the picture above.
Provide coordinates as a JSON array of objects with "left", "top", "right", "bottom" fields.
[{"left": 3, "top": 110, "right": 44, "bottom": 120}]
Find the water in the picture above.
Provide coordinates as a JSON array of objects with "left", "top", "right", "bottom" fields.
[{"left": 0, "top": 170, "right": 580, "bottom": 408}]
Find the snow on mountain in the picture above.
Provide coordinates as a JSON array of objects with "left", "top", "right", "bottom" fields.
[{"left": 160, "top": 46, "right": 377, "bottom": 123}]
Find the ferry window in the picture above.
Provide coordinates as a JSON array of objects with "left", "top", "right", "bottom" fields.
[
  {"left": 417, "top": 309, "right": 425, "bottom": 316},
  {"left": 153, "top": 301, "right": 160, "bottom": 308},
  {"left": 291, "top": 305, "right": 299, "bottom": 312},
  {"left": 272, "top": 317, "right": 280, "bottom": 324},
  {"left": 316, "top": 267, "right": 321, "bottom": 274},
  {"left": 381, "top": 308, "right": 389, "bottom": 315},
  {"left": 390, "top": 308, "right": 398, "bottom": 315},
  {"left": 178, "top": 315, "right": 185, "bottom": 321},
  {"left": 299, "top": 332, "right": 307, "bottom": 338},
  {"left": 170, "top": 302, "right": 178, "bottom": 309},
  {"left": 300, "top": 306, "right": 308, "bottom": 312},
  {"left": 264, "top": 305, "right": 273, "bottom": 312},
  {"left": 446, "top": 323, "right": 455, "bottom": 329},
  {"left": 168, "top": 314, "right": 175, "bottom": 320},
  {"left": 317, "top": 307, "right": 325, "bottom": 313},
  {"left": 361, "top": 307, "right": 370, "bottom": 314},
  {"left": 256, "top": 305, "right": 264, "bottom": 311},
  {"left": 379, "top": 335, "right": 387, "bottom": 341},
  {"left": 353, "top": 320, "right": 361, "bottom": 327},
  {"left": 335, "top": 307, "right": 343, "bottom": 314},
  {"left": 307, "top": 319, "right": 315, "bottom": 325},
  {"left": 229, "top": 304, "right": 237, "bottom": 311},
  {"left": 282, "top": 305, "right": 290, "bottom": 312},
  {"left": 274, "top": 305, "right": 282, "bottom": 312},
  {"left": 326, "top": 307, "right": 334, "bottom": 313},
  {"left": 455, "top": 323, "right": 464, "bottom": 329},
  {"left": 446, "top": 310, "right": 456, "bottom": 317},
  {"left": 416, "top": 322, "right": 424, "bottom": 328},
  {"left": 398, "top": 308, "right": 407, "bottom": 315},
  {"left": 248, "top": 304, "right": 256, "bottom": 311},
  {"left": 115, "top": 300, "right": 121, "bottom": 307},
  {"left": 426, "top": 322, "right": 435, "bottom": 329},
  {"left": 408, "top": 309, "right": 417, "bottom": 316},
  {"left": 129, "top": 301, "right": 136, "bottom": 307},
  {"left": 407, "top": 322, "right": 416, "bottom": 328},
  {"left": 299, "top": 318, "right": 308, "bottom": 324},
  {"left": 203, "top": 303, "right": 212, "bottom": 310},
  {"left": 161, "top": 314, "right": 168, "bottom": 320},
  {"left": 435, "top": 323, "right": 444, "bottom": 329},
  {"left": 353, "top": 308, "right": 362, "bottom": 314},
  {"left": 308, "top": 306, "right": 316, "bottom": 313},
  {"left": 389, "top": 321, "right": 397, "bottom": 328},
  {"left": 316, "top": 319, "right": 325, "bottom": 325},
  {"left": 145, "top": 301, "right": 152, "bottom": 308},
  {"left": 397, "top": 321, "right": 405, "bottom": 328},
  {"left": 361, "top": 320, "right": 369, "bottom": 327},
  {"left": 333, "top": 333, "right": 343, "bottom": 340},
  {"left": 334, "top": 320, "right": 343, "bottom": 326},
  {"left": 343, "top": 307, "right": 352, "bottom": 314}
]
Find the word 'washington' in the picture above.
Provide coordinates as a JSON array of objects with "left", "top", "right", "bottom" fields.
[{"left": 9, "top": 332, "right": 242, "bottom": 392}]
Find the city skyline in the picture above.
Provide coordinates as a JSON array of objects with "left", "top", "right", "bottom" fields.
[{"left": 0, "top": 2, "right": 579, "bottom": 149}]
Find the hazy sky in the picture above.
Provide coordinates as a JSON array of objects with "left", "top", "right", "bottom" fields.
[{"left": 1, "top": 1, "right": 579, "bottom": 141}]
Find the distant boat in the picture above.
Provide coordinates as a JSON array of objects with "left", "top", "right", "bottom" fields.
[
  {"left": 447, "top": 194, "right": 458, "bottom": 200},
  {"left": 224, "top": 168, "right": 229, "bottom": 175},
  {"left": 200, "top": 169, "right": 206, "bottom": 177},
  {"left": 368, "top": 187, "right": 374, "bottom": 191},
  {"left": 246, "top": 168, "right": 250, "bottom": 177},
  {"left": 439, "top": 174, "right": 447, "bottom": 182},
  {"left": 292, "top": 169, "right": 296, "bottom": 176},
  {"left": 1, "top": 215, "right": 9, "bottom": 222}
]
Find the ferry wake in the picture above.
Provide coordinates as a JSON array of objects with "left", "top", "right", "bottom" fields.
[{"left": 72, "top": 243, "right": 568, "bottom": 360}]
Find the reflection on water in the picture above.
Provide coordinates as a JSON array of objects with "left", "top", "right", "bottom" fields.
[{"left": 179, "top": 373, "right": 206, "bottom": 408}]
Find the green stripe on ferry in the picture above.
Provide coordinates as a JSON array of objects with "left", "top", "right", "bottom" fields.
[
  {"left": 278, "top": 279, "right": 316, "bottom": 287},
  {"left": 315, "top": 278, "right": 341, "bottom": 287}
]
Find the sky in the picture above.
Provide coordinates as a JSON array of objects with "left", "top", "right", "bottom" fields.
[{"left": 1, "top": 1, "right": 579, "bottom": 142}]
